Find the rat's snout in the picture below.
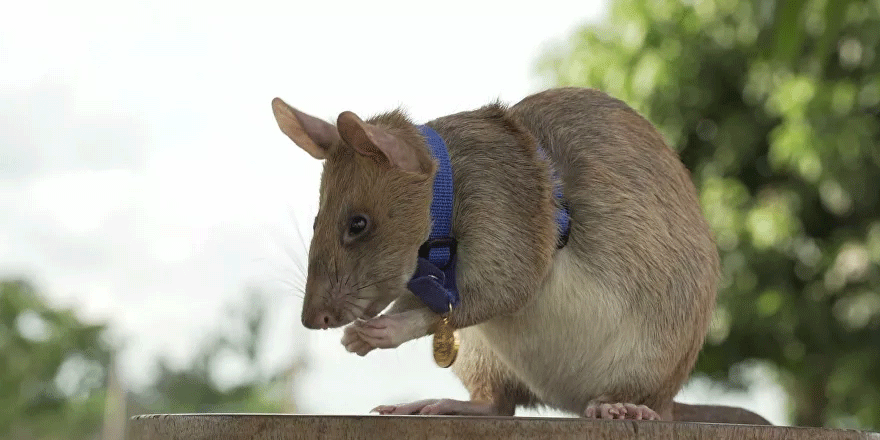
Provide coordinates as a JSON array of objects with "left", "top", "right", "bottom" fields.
[
  {"left": 300, "top": 274, "right": 352, "bottom": 330},
  {"left": 302, "top": 309, "right": 340, "bottom": 330}
]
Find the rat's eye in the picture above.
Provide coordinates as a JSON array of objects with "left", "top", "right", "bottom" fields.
[
  {"left": 348, "top": 215, "right": 368, "bottom": 235},
  {"left": 345, "top": 214, "right": 370, "bottom": 242},
  {"left": 312, "top": 216, "right": 317, "bottom": 231}
]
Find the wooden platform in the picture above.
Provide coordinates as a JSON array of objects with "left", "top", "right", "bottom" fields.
[{"left": 129, "top": 414, "right": 880, "bottom": 440}]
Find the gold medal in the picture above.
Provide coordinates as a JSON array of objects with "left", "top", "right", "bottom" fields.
[{"left": 432, "top": 314, "right": 459, "bottom": 368}]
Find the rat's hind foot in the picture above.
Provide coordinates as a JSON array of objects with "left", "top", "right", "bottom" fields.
[
  {"left": 584, "top": 401, "right": 660, "bottom": 420},
  {"left": 371, "top": 398, "right": 496, "bottom": 416}
]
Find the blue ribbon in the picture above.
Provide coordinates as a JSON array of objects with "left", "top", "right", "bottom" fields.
[
  {"left": 407, "top": 125, "right": 459, "bottom": 315},
  {"left": 537, "top": 146, "right": 571, "bottom": 247},
  {"left": 407, "top": 125, "right": 570, "bottom": 315},
  {"left": 418, "top": 125, "right": 455, "bottom": 267}
]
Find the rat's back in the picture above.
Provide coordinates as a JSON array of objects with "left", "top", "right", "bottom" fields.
[{"left": 507, "top": 87, "right": 719, "bottom": 414}]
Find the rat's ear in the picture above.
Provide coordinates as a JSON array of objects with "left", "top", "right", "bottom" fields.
[
  {"left": 271, "top": 97, "right": 338, "bottom": 160},
  {"left": 336, "top": 111, "right": 426, "bottom": 174}
]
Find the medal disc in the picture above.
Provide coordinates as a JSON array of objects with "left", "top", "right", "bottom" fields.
[{"left": 432, "top": 317, "right": 459, "bottom": 368}]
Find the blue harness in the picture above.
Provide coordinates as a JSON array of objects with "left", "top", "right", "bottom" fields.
[{"left": 406, "top": 125, "right": 571, "bottom": 315}]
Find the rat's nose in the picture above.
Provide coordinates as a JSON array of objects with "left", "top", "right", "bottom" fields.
[{"left": 303, "top": 310, "right": 336, "bottom": 330}]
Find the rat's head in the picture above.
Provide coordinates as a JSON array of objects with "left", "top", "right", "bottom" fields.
[{"left": 271, "top": 98, "right": 436, "bottom": 330}]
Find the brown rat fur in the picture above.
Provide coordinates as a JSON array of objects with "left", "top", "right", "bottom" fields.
[{"left": 271, "top": 87, "right": 769, "bottom": 424}]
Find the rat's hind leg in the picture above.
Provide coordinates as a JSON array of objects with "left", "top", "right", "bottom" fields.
[
  {"left": 372, "top": 328, "right": 539, "bottom": 416},
  {"left": 583, "top": 389, "right": 673, "bottom": 421},
  {"left": 584, "top": 399, "right": 660, "bottom": 420}
]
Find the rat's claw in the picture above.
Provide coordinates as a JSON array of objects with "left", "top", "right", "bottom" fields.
[
  {"left": 355, "top": 315, "right": 406, "bottom": 349},
  {"left": 621, "top": 403, "right": 659, "bottom": 420},
  {"left": 585, "top": 406, "right": 595, "bottom": 418},
  {"left": 354, "top": 343, "right": 373, "bottom": 356},
  {"left": 371, "top": 405, "right": 397, "bottom": 415},
  {"left": 346, "top": 340, "right": 371, "bottom": 356},
  {"left": 341, "top": 325, "right": 360, "bottom": 345},
  {"left": 344, "top": 337, "right": 373, "bottom": 356},
  {"left": 342, "top": 323, "right": 376, "bottom": 356},
  {"left": 340, "top": 311, "right": 429, "bottom": 355},
  {"left": 371, "top": 399, "right": 498, "bottom": 416},
  {"left": 370, "top": 400, "right": 435, "bottom": 415},
  {"left": 362, "top": 318, "right": 388, "bottom": 329},
  {"left": 601, "top": 403, "right": 620, "bottom": 419},
  {"left": 584, "top": 401, "right": 660, "bottom": 421},
  {"left": 354, "top": 313, "right": 424, "bottom": 349},
  {"left": 355, "top": 327, "right": 393, "bottom": 347}
]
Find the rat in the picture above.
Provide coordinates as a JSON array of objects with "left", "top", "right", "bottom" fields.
[{"left": 270, "top": 87, "right": 769, "bottom": 423}]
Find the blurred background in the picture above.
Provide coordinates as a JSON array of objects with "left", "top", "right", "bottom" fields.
[{"left": 2, "top": 0, "right": 879, "bottom": 438}]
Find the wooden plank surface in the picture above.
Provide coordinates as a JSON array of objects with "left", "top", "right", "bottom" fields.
[{"left": 128, "top": 414, "right": 880, "bottom": 440}]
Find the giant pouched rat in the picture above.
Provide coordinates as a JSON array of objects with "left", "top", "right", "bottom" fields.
[{"left": 270, "top": 87, "right": 769, "bottom": 423}]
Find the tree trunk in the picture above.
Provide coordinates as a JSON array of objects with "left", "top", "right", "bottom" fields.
[{"left": 792, "top": 375, "right": 829, "bottom": 427}]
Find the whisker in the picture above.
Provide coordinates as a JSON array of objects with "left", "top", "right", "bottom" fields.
[
  {"left": 342, "top": 309, "right": 358, "bottom": 323},
  {"left": 288, "top": 207, "right": 311, "bottom": 257},
  {"left": 356, "top": 274, "right": 398, "bottom": 291},
  {"left": 349, "top": 257, "right": 364, "bottom": 286},
  {"left": 320, "top": 261, "right": 331, "bottom": 289},
  {"left": 258, "top": 266, "right": 306, "bottom": 288},
  {"left": 286, "top": 282, "right": 306, "bottom": 293},
  {"left": 342, "top": 307, "right": 364, "bottom": 317},
  {"left": 278, "top": 236, "right": 308, "bottom": 279},
  {"left": 351, "top": 277, "right": 372, "bottom": 291},
  {"left": 287, "top": 291, "right": 305, "bottom": 299},
  {"left": 264, "top": 281, "right": 305, "bottom": 299},
  {"left": 286, "top": 254, "right": 309, "bottom": 279},
  {"left": 342, "top": 301, "right": 366, "bottom": 321},
  {"left": 252, "top": 256, "right": 307, "bottom": 285},
  {"left": 274, "top": 279, "right": 302, "bottom": 289},
  {"left": 255, "top": 268, "right": 306, "bottom": 299},
  {"left": 343, "top": 298, "right": 368, "bottom": 313},
  {"left": 257, "top": 218, "right": 310, "bottom": 281},
  {"left": 343, "top": 298, "right": 363, "bottom": 307},
  {"left": 287, "top": 249, "right": 309, "bottom": 279}
]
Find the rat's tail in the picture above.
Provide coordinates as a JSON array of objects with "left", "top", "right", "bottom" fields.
[{"left": 672, "top": 401, "right": 772, "bottom": 425}]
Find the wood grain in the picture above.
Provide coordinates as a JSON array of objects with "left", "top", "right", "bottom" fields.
[{"left": 128, "top": 414, "right": 880, "bottom": 440}]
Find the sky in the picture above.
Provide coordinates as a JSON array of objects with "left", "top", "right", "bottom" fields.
[{"left": 1, "top": 0, "right": 788, "bottom": 424}]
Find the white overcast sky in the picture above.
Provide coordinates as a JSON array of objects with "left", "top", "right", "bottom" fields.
[{"left": 1, "top": 0, "right": 787, "bottom": 424}]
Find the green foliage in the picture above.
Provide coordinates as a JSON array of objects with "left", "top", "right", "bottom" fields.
[
  {"left": 1, "top": 280, "right": 299, "bottom": 440},
  {"left": 0, "top": 279, "right": 111, "bottom": 440},
  {"left": 542, "top": 0, "right": 880, "bottom": 429},
  {"left": 131, "top": 292, "right": 298, "bottom": 415}
]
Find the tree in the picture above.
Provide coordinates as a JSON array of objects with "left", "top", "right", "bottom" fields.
[
  {"left": 0, "top": 279, "right": 111, "bottom": 440},
  {"left": 0, "top": 279, "right": 302, "bottom": 440},
  {"left": 130, "top": 291, "right": 301, "bottom": 415},
  {"left": 541, "top": 0, "right": 880, "bottom": 429}
]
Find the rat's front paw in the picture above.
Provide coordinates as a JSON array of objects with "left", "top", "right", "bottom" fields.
[
  {"left": 356, "top": 314, "right": 413, "bottom": 348},
  {"left": 341, "top": 321, "right": 376, "bottom": 356},
  {"left": 341, "top": 313, "right": 422, "bottom": 356}
]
